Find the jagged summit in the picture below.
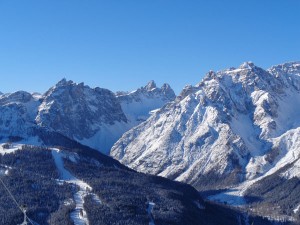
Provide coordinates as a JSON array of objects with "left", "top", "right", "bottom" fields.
[
  {"left": 117, "top": 80, "right": 176, "bottom": 99},
  {"left": 239, "top": 61, "right": 255, "bottom": 69},
  {"left": 116, "top": 80, "right": 175, "bottom": 100},
  {"left": 145, "top": 80, "right": 157, "bottom": 91},
  {"left": 51, "top": 78, "right": 95, "bottom": 92},
  {"left": 54, "top": 78, "right": 83, "bottom": 89},
  {"left": 116, "top": 80, "right": 176, "bottom": 127}
]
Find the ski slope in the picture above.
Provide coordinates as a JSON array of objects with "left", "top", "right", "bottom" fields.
[{"left": 52, "top": 149, "right": 97, "bottom": 225}]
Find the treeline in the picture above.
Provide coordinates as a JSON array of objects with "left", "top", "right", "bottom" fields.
[
  {"left": 63, "top": 153, "right": 206, "bottom": 225},
  {"left": 63, "top": 152, "right": 276, "bottom": 225},
  {"left": 245, "top": 168, "right": 300, "bottom": 223}
]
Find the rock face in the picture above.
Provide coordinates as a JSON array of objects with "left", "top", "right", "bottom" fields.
[
  {"left": 37, "top": 79, "right": 127, "bottom": 135},
  {"left": 36, "top": 79, "right": 129, "bottom": 153},
  {"left": 111, "top": 61, "right": 300, "bottom": 191},
  {"left": 0, "top": 79, "right": 175, "bottom": 154}
]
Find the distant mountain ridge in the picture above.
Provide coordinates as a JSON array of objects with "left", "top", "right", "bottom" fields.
[
  {"left": 0, "top": 78, "right": 176, "bottom": 154},
  {"left": 117, "top": 80, "right": 176, "bottom": 126}
]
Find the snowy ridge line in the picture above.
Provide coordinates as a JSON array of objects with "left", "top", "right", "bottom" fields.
[{"left": 51, "top": 148, "right": 101, "bottom": 225}]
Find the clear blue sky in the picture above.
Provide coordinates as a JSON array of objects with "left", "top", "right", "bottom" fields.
[{"left": 0, "top": 0, "right": 299, "bottom": 94}]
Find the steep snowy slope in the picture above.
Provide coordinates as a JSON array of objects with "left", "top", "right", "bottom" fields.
[{"left": 111, "top": 61, "right": 300, "bottom": 190}]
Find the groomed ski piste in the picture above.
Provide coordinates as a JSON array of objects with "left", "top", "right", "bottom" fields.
[{"left": 51, "top": 148, "right": 101, "bottom": 225}]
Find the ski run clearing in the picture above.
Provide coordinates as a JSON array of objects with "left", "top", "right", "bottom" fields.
[
  {"left": 51, "top": 148, "right": 101, "bottom": 225},
  {"left": 147, "top": 202, "right": 155, "bottom": 225}
]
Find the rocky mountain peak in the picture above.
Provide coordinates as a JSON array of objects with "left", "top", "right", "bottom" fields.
[
  {"left": 145, "top": 80, "right": 157, "bottom": 91},
  {"left": 36, "top": 80, "right": 129, "bottom": 153},
  {"left": 55, "top": 78, "right": 74, "bottom": 87},
  {"left": 161, "top": 83, "right": 176, "bottom": 100},
  {"left": 161, "top": 83, "right": 171, "bottom": 91},
  {"left": 239, "top": 61, "right": 255, "bottom": 69}
]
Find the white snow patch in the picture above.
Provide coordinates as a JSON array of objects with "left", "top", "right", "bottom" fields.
[
  {"left": 0, "top": 143, "right": 22, "bottom": 155},
  {"left": 0, "top": 169, "right": 8, "bottom": 176},
  {"left": 78, "top": 121, "right": 132, "bottom": 154},
  {"left": 230, "top": 113, "right": 264, "bottom": 156},
  {"left": 294, "top": 204, "right": 300, "bottom": 214},
  {"left": 64, "top": 198, "right": 74, "bottom": 206},
  {"left": 194, "top": 201, "right": 205, "bottom": 210},
  {"left": 37, "top": 100, "right": 54, "bottom": 116},
  {"left": 120, "top": 96, "right": 165, "bottom": 125},
  {"left": 91, "top": 194, "right": 102, "bottom": 205}
]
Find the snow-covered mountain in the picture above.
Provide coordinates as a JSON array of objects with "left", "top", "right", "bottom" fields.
[
  {"left": 0, "top": 91, "right": 41, "bottom": 139},
  {"left": 0, "top": 79, "right": 175, "bottom": 154},
  {"left": 111, "top": 61, "right": 300, "bottom": 220},
  {"left": 116, "top": 80, "right": 176, "bottom": 126},
  {"left": 36, "top": 79, "right": 130, "bottom": 154},
  {"left": 111, "top": 61, "right": 300, "bottom": 192}
]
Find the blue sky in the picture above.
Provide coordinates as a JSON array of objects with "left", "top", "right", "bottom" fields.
[{"left": 0, "top": 0, "right": 299, "bottom": 94}]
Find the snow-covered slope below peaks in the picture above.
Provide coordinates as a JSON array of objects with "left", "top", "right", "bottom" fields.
[
  {"left": 116, "top": 80, "right": 176, "bottom": 126},
  {"left": 111, "top": 61, "right": 300, "bottom": 191}
]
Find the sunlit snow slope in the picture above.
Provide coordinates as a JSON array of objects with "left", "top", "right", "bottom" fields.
[{"left": 111, "top": 62, "right": 300, "bottom": 192}]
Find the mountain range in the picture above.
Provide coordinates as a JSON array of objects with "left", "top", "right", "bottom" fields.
[
  {"left": 0, "top": 61, "right": 300, "bottom": 224},
  {"left": 0, "top": 79, "right": 175, "bottom": 154},
  {"left": 111, "top": 61, "right": 300, "bottom": 222}
]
